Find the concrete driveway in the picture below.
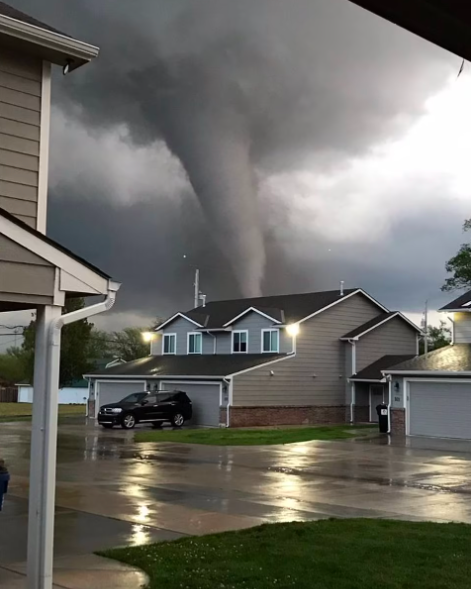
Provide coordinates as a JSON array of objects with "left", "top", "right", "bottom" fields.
[{"left": 2, "top": 419, "right": 471, "bottom": 564}]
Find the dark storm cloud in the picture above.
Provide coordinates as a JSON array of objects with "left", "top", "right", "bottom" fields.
[{"left": 13, "top": 0, "right": 461, "bottom": 319}]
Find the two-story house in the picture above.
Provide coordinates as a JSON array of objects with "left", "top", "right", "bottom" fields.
[
  {"left": 0, "top": 4, "right": 118, "bottom": 587},
  {"left": 384, "top": 290, "right": 471, "bottom": 440},
  {"left": 87, "top": 287, "right": 421, "bottom": 427}
]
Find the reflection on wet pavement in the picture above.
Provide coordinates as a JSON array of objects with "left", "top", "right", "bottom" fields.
[{"left": 2, "top": 420, "right": 471, "bottom": 564}]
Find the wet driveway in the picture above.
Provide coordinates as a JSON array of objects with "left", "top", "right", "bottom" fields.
[{"left": 2, "top": 419, "right": 471, "bottom": 563}]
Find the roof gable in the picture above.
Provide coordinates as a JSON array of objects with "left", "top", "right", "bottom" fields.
[
  {"left": 340, "top": 312, "right": 421, "bottom": 340},
  {"left": 155, "top": 312, "right": 204, "bottom": 331},
  {"left": 440, "top": 291, "right": 471, "bottom": 312},
  {"left": 223, "top": 306, "right": 283, "bottom": 327}
]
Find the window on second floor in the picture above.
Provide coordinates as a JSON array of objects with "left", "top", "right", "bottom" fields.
[
  {"left": 162, "top": 333, "right": 176, "bottom": 354},
  {"left": 188, "top": 332, "right": 202, "bottom": 354},
  {"left": 262, "top": 329, "right": 279, "bottom": 353},
  {"left": 232, "top": 330, "right": 248, "bottom": 353}
]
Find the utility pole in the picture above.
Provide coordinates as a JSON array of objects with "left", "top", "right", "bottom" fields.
[
  {"left": 194, "top": 269, "right": 200, "bottom": 308},
  {"left": 423, "top": 300, "right": 429, "bottom": 354}
]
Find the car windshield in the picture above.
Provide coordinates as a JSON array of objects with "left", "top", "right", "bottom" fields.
[{"left": 120, "top": 392, "right": 148, "bottom": 404}]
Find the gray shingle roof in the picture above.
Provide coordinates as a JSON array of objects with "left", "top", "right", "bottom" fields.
[
  {"left": 384, "top": 345, "right": 471, "bottom": 373},
  {"left": 341, "top": 312, "right": 397, "bottom": 339},
  {"left": 439, "top": 291, "right": 471, "bottom": 311},
  {"left": 183, "top": 289, "right": 369, "bottom": 329},
  {"left": 85, "top": 354, "right": 289, "bottom": 378},
  {"left": 351, "top": 354, "right": 416, "bottom": 381},
  {"left": 0, "top": 2, "right": 67, "bottom": 36}
]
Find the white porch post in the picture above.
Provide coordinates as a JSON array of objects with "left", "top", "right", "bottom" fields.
[{"left": 27, "top": 304, "right": 62, "bottom": 589}]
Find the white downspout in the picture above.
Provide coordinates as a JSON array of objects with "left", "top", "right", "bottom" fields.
[
  {"left": 386, "top": 375, "right": 392, "bottom": 434},
  {"left": 223, "top": 377, "right": 232, "bottom": 428},
  {"left": 349, "top": 339, "right": 356, "bottom": 423},
  {"left": 28, "top": 281, "right": 120, "bottom": 589}
]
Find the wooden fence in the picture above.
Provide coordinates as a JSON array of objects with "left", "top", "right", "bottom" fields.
[{"left": 0, "top": 386, "right": 18, "bottom": 403}]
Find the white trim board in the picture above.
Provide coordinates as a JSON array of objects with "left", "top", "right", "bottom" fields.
[
  {"left": 223, "top": 307, "right": 281, "bottom": 327},
  {"left": 0, "top": 213, "right": 114, "bottom": 295},
  {"left": 155, "top": 313, "right": 203, "bottom": 331},
  {"left": 227, "top": 353, "right": 295, "bottom": 377},
  {"left": 36, "top": 60, "right": 51, "bottom": 234}
]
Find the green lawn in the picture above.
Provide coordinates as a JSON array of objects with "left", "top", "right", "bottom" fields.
[
  {"left": 102, "top": 519, "right": 471, "bottom": 589},
  {"left": 134, "top": 425, "right": 376, "bottom": 445},
  {"left": 0, "top": 403, "right": 85, "bottom": 422}
]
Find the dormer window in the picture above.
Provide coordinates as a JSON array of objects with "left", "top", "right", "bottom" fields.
[
  {"left": 232, "top": 330, "right": 248, "bottom": 353},
  {"left": 188, "top": 332, "right": 202, "bottom": 354},
  {"left": 262, "top": 329, "right": 279, "bottom": 353},
  {"left": 163, "top": 333, "right": 176, "bottom": 354}
]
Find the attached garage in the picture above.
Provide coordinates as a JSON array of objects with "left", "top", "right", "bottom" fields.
[
  {"left": 161, "top": 382, "right": 221, "bottom": 426},
  {"left": 96, "top": 381, "right": 146, "bottom": 415},
  {"left": 408, "top": 381, "right": 471, "bottom": 440}
]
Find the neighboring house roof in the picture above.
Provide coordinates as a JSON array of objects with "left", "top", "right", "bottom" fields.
[
  {"left": 340, "top": 312, "right": 421, "bottom": 340},
  {"left": 383, "top": 344, "right": 471, "bottom": 375},
  {"left": 439, "top": 291, "right": 471, "bottom": 312},
  {"left": 351, "top": 354, "right": 416, "bottom": 381},
  {"left": 85, "top": 354, "right": 292, "bottom": 379},
  {"left": 176, "top": 288, "right": 387, "bottom": 330},
  {"left": 223, "top": 306, "right": 283, "bottom": 327},
  {"left": 0, "top": 207, "right": 110, "bottom": 279},
  {"left": 0, "top": 1, "right": 66, "bottom": 35}
]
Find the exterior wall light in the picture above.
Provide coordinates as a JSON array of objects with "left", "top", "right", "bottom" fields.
[
  {"left": 142, "top": 331, "right": 155, "bottom": 343},
  {"left": 286, "top": 324, "right": 300, "bottom": 337}
]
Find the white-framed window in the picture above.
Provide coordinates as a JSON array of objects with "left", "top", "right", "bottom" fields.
[
  {"left": 187, "top": 332, "right": 203, "bottom": 354},
  {"left": 232, "top": 330, "right": 248, "bottom": 353},
  {"left": 261, "top": 329, "right": 279, "bottom": 353},
  {"left": 162, "top": 333, "right": 176, "bottom": 355}
]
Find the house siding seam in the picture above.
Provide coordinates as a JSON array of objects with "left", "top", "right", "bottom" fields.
[
  {"left": 454, "top": 313, "right": 471, "bottom": 344},
  {"left": 355, "top": 317, "right": 418, "bottom": 373},
  {"left": 227, "top": 405, "right": 348, "bottom": 427},
  {"left": 0, "top": 50, "right": 41, "bottom": 228},
  {"left": 232, "top": 293, "right": 382, "bottom": 407}
]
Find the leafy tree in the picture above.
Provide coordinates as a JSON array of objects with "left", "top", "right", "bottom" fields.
[
  {"left": 442, "top": 219, "right": 471, "bottom": 292},
  {"left": 0, "top": 350, "right": 27, "bottom": 384},
  {"left": 112, "top": 327, "right": 150, "bottom": 361},
  {"left": 19, "top": 298, "right": 96, "bottom": 387},
  {"left": 419, "top": 321, "right": 452, "bottom": 355}
]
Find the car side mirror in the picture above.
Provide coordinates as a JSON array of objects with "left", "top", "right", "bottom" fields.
[{"left": 140, "top": 399, "right": 148, "bottom": 405}]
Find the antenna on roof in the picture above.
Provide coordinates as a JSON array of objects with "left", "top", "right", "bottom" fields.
[
  {"left": 193, "top": 268, "right": 207, "bottom": 307},
  {"left": 340, "top": 281, "right": 345, "bottom": 297}
]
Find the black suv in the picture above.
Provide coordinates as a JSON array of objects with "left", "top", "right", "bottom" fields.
[{"left": 98, "top": 391, "right": 192, "bottom": 429}]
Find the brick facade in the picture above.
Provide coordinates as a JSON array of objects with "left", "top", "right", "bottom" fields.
[
  {"left": 390, "top": 408, "right": 406, "bottom": 435},
  {"left": 227, "top": 405, "right": 348, "bottom": 428}
]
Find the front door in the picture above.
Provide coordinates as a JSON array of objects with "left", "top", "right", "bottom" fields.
[{"left": 370, "top": 385, "right": 386, "bottom": 422}]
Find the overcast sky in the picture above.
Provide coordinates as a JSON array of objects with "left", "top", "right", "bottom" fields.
[{"left": 5, "top": 0, "right": 471, "bottom": 335}]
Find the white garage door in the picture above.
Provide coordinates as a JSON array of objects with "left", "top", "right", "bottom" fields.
[
  {"left": 97, "top": 381, "right": 146, "bottom": 412},
  {"left": 162, "top": 382, "right": 221, "bottom": 426},
  {"left": 409, "top": 381, "right": 471, "bottom": 439}
]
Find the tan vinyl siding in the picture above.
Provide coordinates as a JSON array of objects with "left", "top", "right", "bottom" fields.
[
  {"left": 233, "top": 293, "right": 382, "bottom": 407},
  {"left": 0, "top": 234, "right": 50, "bottom": 265},
  {"left": 356, "top": 317, "right": 417, "bottom": 372},
  {"left": 0, "top": 261, "right": 54, "bottom": 296},
  {"left": 454, "top": 313, "right": 471, "bottom": 344},
  {"left": 0, "top": 50, "right": 41, "bottom": 228}
]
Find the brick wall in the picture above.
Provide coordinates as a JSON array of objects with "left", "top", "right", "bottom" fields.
[
  {"left": 390, "top": 408, "right": 406, "bottom": 435},
  {"left": 228, "top": 405, "right": 347, "bottom": 427}
]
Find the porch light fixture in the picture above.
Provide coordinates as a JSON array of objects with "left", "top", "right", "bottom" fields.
[
  {"left": 142, "top": 331, "right": 155, "bottom": 343},
  {"left": 286, "top": 324, "right": 299, "bottom": 337}
]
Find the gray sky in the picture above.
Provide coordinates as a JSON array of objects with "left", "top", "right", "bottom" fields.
[{"left": 7, "top": 0, "right": 470, "bottom": 333}]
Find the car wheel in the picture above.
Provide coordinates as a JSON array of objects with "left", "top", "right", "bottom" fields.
[
  {"left": 172, "top": 413, "right": 185, "bottom": 428},
  {"left": 151, "top": 422, "right": 163, "bottom": 429},
  {"left": 101, "top": 424, "right": 113, "bottom": 429},
  {"left": 121, "top": 413, "right": 136, "bottom": 429}
]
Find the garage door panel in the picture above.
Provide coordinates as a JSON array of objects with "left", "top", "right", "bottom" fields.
[
  {"left": 409, "top": 382, "right": 471, "bottom": 439},
  {"left": 98, "top": 382, "right": 146, "bottom": 411},
  {"left": 163, "top": 382, "right": 220, "bottom": 426}
]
